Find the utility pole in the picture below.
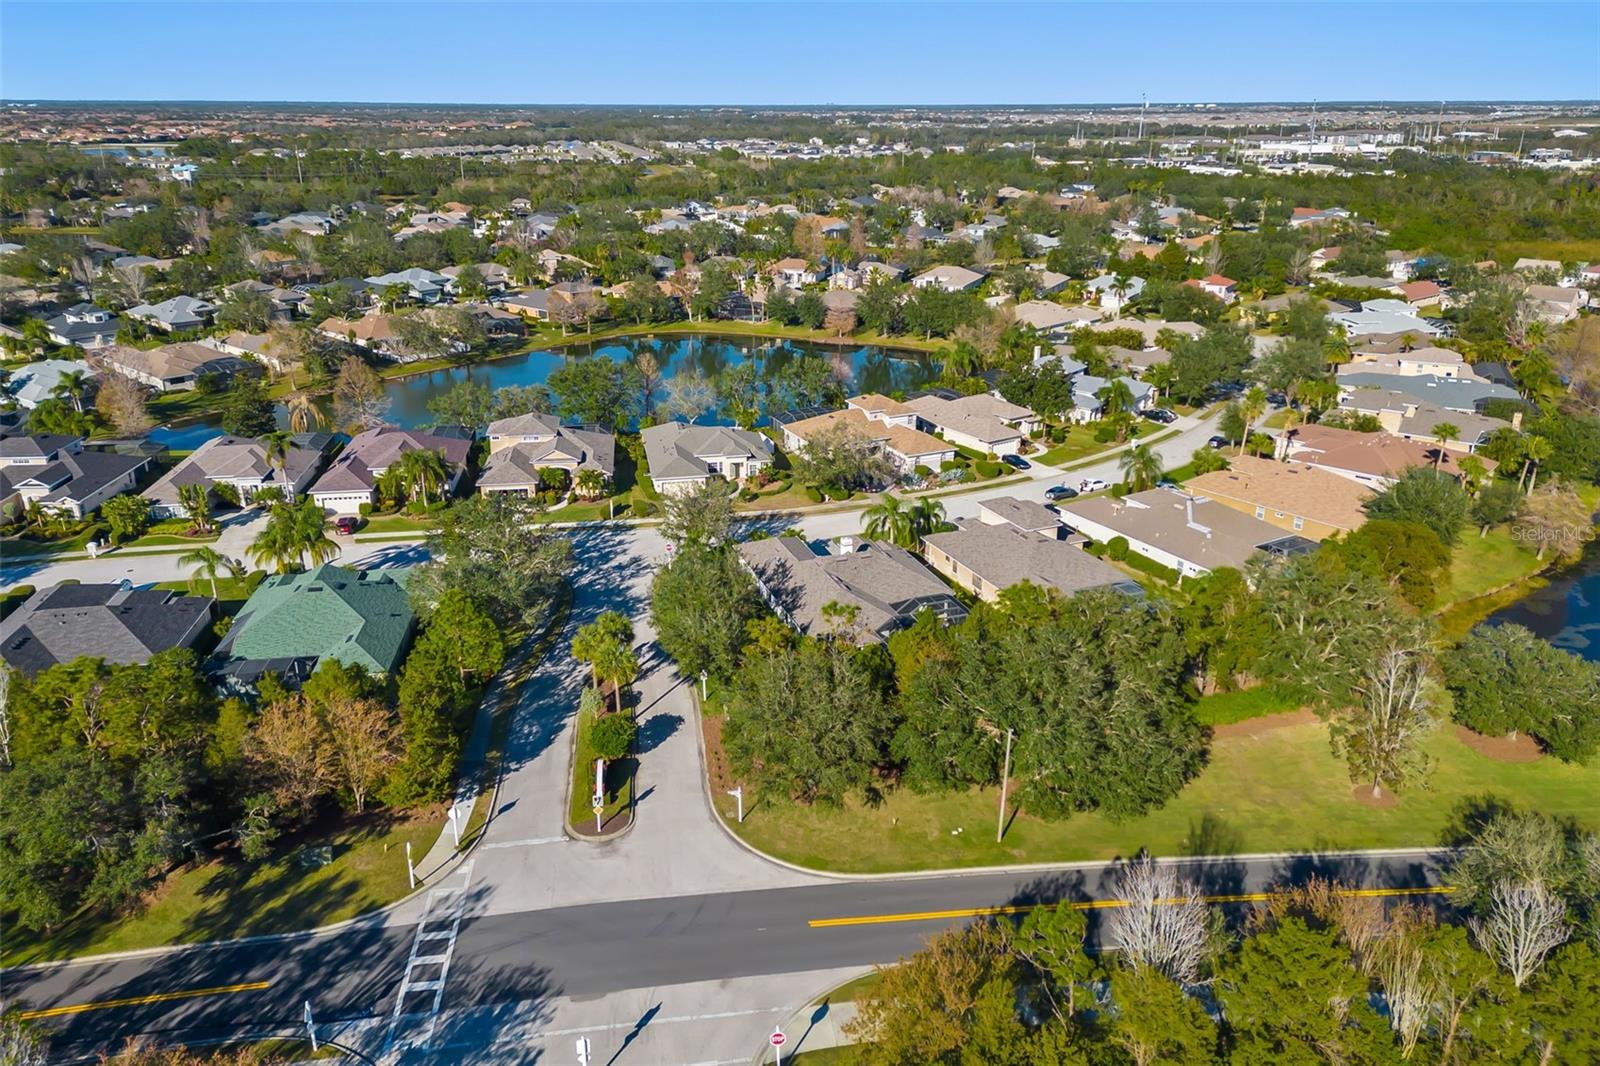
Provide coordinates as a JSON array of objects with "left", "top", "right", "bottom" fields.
[{"left": 996, "top": 728, "right": 1014, "bottom": 843}]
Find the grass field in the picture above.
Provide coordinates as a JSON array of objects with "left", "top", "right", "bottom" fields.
[
  {"left": 713, "top": 719, "right": 1600, "bottom": 874},
  {"left": 2, "top": 806, "right": 444, "bottom": 967},
  {"left": 1190, "top": 684, "right": 1308, "bottom": 726},
  {"left": 1037, "top": 425, "right": 1109, "bottom": 467}
]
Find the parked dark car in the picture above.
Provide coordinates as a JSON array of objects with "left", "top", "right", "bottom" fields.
[
  {"left": 1207, "top": 435, "right": 1231, "bottom": 449},
  {"left": 1002, "top": 454, "right": 1031, "bottom": 470},
  {"left": 1044, "top": 484, "right": 1079, "bottom": 501},
  {"left": 1141, "top": 408, "right": 1177, "bottom": 424},
  {"left": 335, "top": 515, "right": 359, "bottom": 535}
]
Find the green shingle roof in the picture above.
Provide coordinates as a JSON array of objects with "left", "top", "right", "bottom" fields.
[{"left": 217, "top": 563, "right": 416, "bottom": 675}]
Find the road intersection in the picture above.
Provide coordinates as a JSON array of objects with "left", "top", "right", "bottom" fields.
[{"left": 1, "top": 405, "right": 1451, "bottom": 1065}]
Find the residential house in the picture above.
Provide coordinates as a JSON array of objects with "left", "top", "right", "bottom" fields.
[
  {"left": 910, "top": 265, "right": 986, "bottom": 292},
  {"left": 308, "top": 426, "right": 472, "bottom": 514},
  {"left": 4, "top": 359, "right": 90, "bottom": 409},
  {"left": 1337, "top": 372, "right": 1520, "bottom": 415},
  {"left": 365, "top": 268, "right": 451, "bottom": 304},
  {"left": 316, "top": 312, "right": 406, "bottom": 359},
  {"left": 144, "top": 434, "right": 325, "bottom": 517},
  {"left": 737, "top": 537, "right": 967, "bottom": 645},
  {"left": 97, "top": 342, "right": 256, "bottom": 392},
  {"left": 1287, "top": 207, "right": 1350, "bottom": 228},
  {"left": 1526, "top": 285, "right": 1588, "bottom": 324},
  {"left": 1340, "top": 344, "right": 1475, "bottom": 379},
  {"left": 126, "top": 294, "right": 216, "bottom": 332},
  {"left": 1184, "top": 274, "right": 1238, "bottom": 303},
  {"left": 1512, "top": 257, "right": 1563, "bottom": 276},
  {"left": 1184, "top": 456, "right": 1372, "bottom": 540},
  {"left": 205, "top": 331, "right": 300, "bottom": 374},
  {"left": 1085, "top": 274, "right": 1146, "bottom": 313},
  {"left": 1026, "top": 267, "right": 1070, "bottom": 294},
  {"left": 441, "top": 262, "right": 512, "bottom": 293},
  {"left": 0, "top": 433, "right": 81, "bottom": 470},
  {"left": 1330, "top": 306, "right": 1443, "bottom": 338},
  {"left": 478, "top": 413, "right": 615, "bottom": 498},
  {"left": 462, "top": 304, "right": 528, "bottom": 340},
  {"left": 1057, "top": 488, "right": 1316, "bottom": 580},
  {"left": 1068, "top": 374, "right": 1155, "bottom": 423},
  {"left": 0, "top": 583, "right": 214, "bottom": 676},
  {"left": 210, "top": 563, "right": 416, "bottom": 690},
  {"left": 857, "top": 261, "right": 906, "bottom": 283},
  {"left": 1386, "top": 251, "right": 1420, "bottom": 280},
  {"left": 1396, "top": 280, "right": 1446, "bottom": 308},
  {"left": 10, "top": 446, "right": 149, "bottom": 520},
  {"left": 499, "top": 289, "right": 551, "bottom": 321},
  {"left": 1083, "top": 318, "right": 1205, "bottom": 347},
  {"left": 258, "top": 212, "right": 336, "bottom": 239},
  {"left": 770, "top": 257, "right": 822, "bottom": 287},
  {"left": 780, "top": 405, "right": 954, "bottom": 473},
  {"left": 640, "top": 421, "right": 773, "bottom": 495},
  {"left": 1012, "top": 300, "right": 1101, "bottom": 337},
  {"left": 1308, "top": 246, "right": 1343, "bottom": 270},
  {"left": 1335, "top": 388, "right": 1510, "bottom": 450},
  {"left": 924, "top": 504, "right": 1141, "bottom": 603},
  {"left": 899, "top": 392, "right": 1039, "bottom": 455},
  {"left": 42, "top": 303, "right": 121, "bottom": 349},
  {"left": 222, "top": 279, "right": 309, "bottom": 320},
  {"left": 1279, "top": 423, "right": 1497, "bottom": 488}
]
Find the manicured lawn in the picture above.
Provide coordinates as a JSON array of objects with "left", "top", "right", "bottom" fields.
[
  {"left": 1, "top": 806, "right": 445, "bottom": 967},
  {"left": 1037, "top": 425, "right": 1106, "bottom": 467},
  {"left": 713, "top": 720, "right": 1600, "bottom": 874},
  {"left": 1438, "top": 526, "right": 1546, "bottom": 609},
  {"left": 358, "top": 512, "right": 440, "bottom": 535}
]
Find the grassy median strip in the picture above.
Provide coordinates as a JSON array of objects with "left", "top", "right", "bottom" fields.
[{"left": 567, "top": 696, "right": 635, "bottom": 835}]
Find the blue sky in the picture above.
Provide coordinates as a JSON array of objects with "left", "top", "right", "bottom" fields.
[{"left": 3, "top": 2, "right": 1596, "bottom": 104}]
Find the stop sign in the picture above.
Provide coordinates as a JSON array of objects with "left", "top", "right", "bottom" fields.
[{"left": 770, "top": 1029, "right": 785, "bottom": 1047}]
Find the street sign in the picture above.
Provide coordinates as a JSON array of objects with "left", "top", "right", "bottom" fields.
[
  {"left": 771, "top": 1029, "right": 785, "bottom": 1046},
  {"left": 575, "top": 1035, "right": 592, "bottom": 1065}
]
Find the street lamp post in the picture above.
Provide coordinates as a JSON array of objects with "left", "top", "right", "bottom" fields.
[
  {"left": 405, "top": 840, "right": 416, "bottom": 889},
  {"left": 700, "top": 670, "right": 708, "bottom": 701},
  {"left": 448, "top": 802, "right": 462, "bottom": 847},
  {"left": 996, "top": 728, "right": 1014, "bottom": 844},
  {"left": 727, "top": 786, "right": 744, "bottom": 823}
]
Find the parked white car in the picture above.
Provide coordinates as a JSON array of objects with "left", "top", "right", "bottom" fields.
[{"left": 1079, "top": 477, "right": 1109, "bottom": 493}]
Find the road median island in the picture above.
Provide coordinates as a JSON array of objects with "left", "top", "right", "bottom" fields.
[{"left": 564, "top": 688, "right": 637, "bottom": 840}]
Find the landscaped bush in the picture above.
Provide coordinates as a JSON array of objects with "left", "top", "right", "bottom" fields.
[
  {"left": 633, "top": 499, "right": 657, "bottom": 517},
  {"left": 739, "top": 489, "right": 759, "bottom": 502},
  {"left": 1093, "top": 424, "right": 1115, "bottom": 443},
  {"left": 823, "top": 484, "right": 849, "bottom": 501},
  {"left": 976, "top": 460, "right": 1005, "bottom": 478},
  {"left": 1106, "top": 536, "right": 1130, "bottom": 561},
  {"left": 1049, "top": 426, "right": 1067, "bottom": 443},
  {"left": 1121, "top": 551, "right": 1180, "bottom": 584},
  {"left": 358, "top": 502, "right": 374, "bottom": 516},
  {"left": 913, "top": 465, "right": 933, "bottom": 479},
  {"left": 939, "top": 459, "right": 966, "bottom": 473},
  {"left": 803, "top": 485, "right": 824, "bottom": 503}
]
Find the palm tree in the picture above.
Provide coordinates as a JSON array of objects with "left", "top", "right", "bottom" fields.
[
  {"left": 392, "top": 447, "right": 449, "bottom": 506},
  {"left": 291, "top": 497, "right": 339, "bottom": 568},
  {"left": 594, "top": 641, "right": 638, "bottom": 715},
  {"left": 261, "top": 431, "right": 294, "bottom": 486},
  {"left": 863, "top": 493, "right": 913, "bottom": 548},
  {"left": 575, "top": 468, "right": 608, "bottom": 500},
  {"left": 286, "top": 390, "right": 324, "bottom": 433},
  {"left": 1429, "top": 423, "right": 1460, "bottom": 469},
  {"left": 1458, "top": 454, "right": 1487, "bottom": 495},
  {"left": 179, "top": 546, "right": 244, "bottom": 599},
  {"left": 248, "top": 504, "right": 302, "bottom": 574},
  {"left": 907, "top": 497, "right": 946, "bottom": 549},
  {"left": 1119, "top": 444, "right": 1164, "bottom": 492},
  {"left": 1522, "top": 435, "right": 1552, "bottom": 495},
  {"left": 1239, "top": 387, "right": 1267, "bottom": 455},
  {"left": 177, "top": 482, "right": 213, "bottom": 534},
  {"left": 52, "top": 369, "right": 91, "bottom": 413}
]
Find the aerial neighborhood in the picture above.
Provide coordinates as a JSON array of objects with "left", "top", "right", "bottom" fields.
[{"left": 2, "top": 84, "right": 1599, "bottom": 1066}]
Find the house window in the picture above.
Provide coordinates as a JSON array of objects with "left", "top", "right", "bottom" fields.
[{"left": 1292, "top": 516, "right": 1305, "bottom": 531}]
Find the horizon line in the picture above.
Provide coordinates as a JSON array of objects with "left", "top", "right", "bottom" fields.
[{"left": 6, "top": 98, "right": 1600, "bottom": 110}]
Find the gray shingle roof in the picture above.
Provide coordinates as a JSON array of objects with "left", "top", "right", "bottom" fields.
[
  {"left": 641, "top": 422, "right": 770, "bottom": 481},
  {"left": 924, "top": 519, "right": 1140, "bottom": 600},
  {"left": 0, "top": 583, "right": 213, "bottom": 675}
]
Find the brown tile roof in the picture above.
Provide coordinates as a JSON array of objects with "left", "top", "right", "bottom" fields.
[{"left": 1284, "top": 424, "right": 1496, "bottom": 482}]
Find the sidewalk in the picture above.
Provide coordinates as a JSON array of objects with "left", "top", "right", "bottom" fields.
[{"left": 459, "top": 524, "right": 821, "bottom": 918}]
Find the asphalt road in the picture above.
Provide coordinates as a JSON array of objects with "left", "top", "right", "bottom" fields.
[{"left": 6, "top": 849, "right": 1449, "bottom": 1060}]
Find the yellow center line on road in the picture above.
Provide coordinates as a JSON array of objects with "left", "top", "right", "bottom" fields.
[
  {"left": 15, "top": 980, "right": 271, "bottom": 1020},
  {"left": 807, "top": 885, "right": 1451, "bottom": 928}
]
